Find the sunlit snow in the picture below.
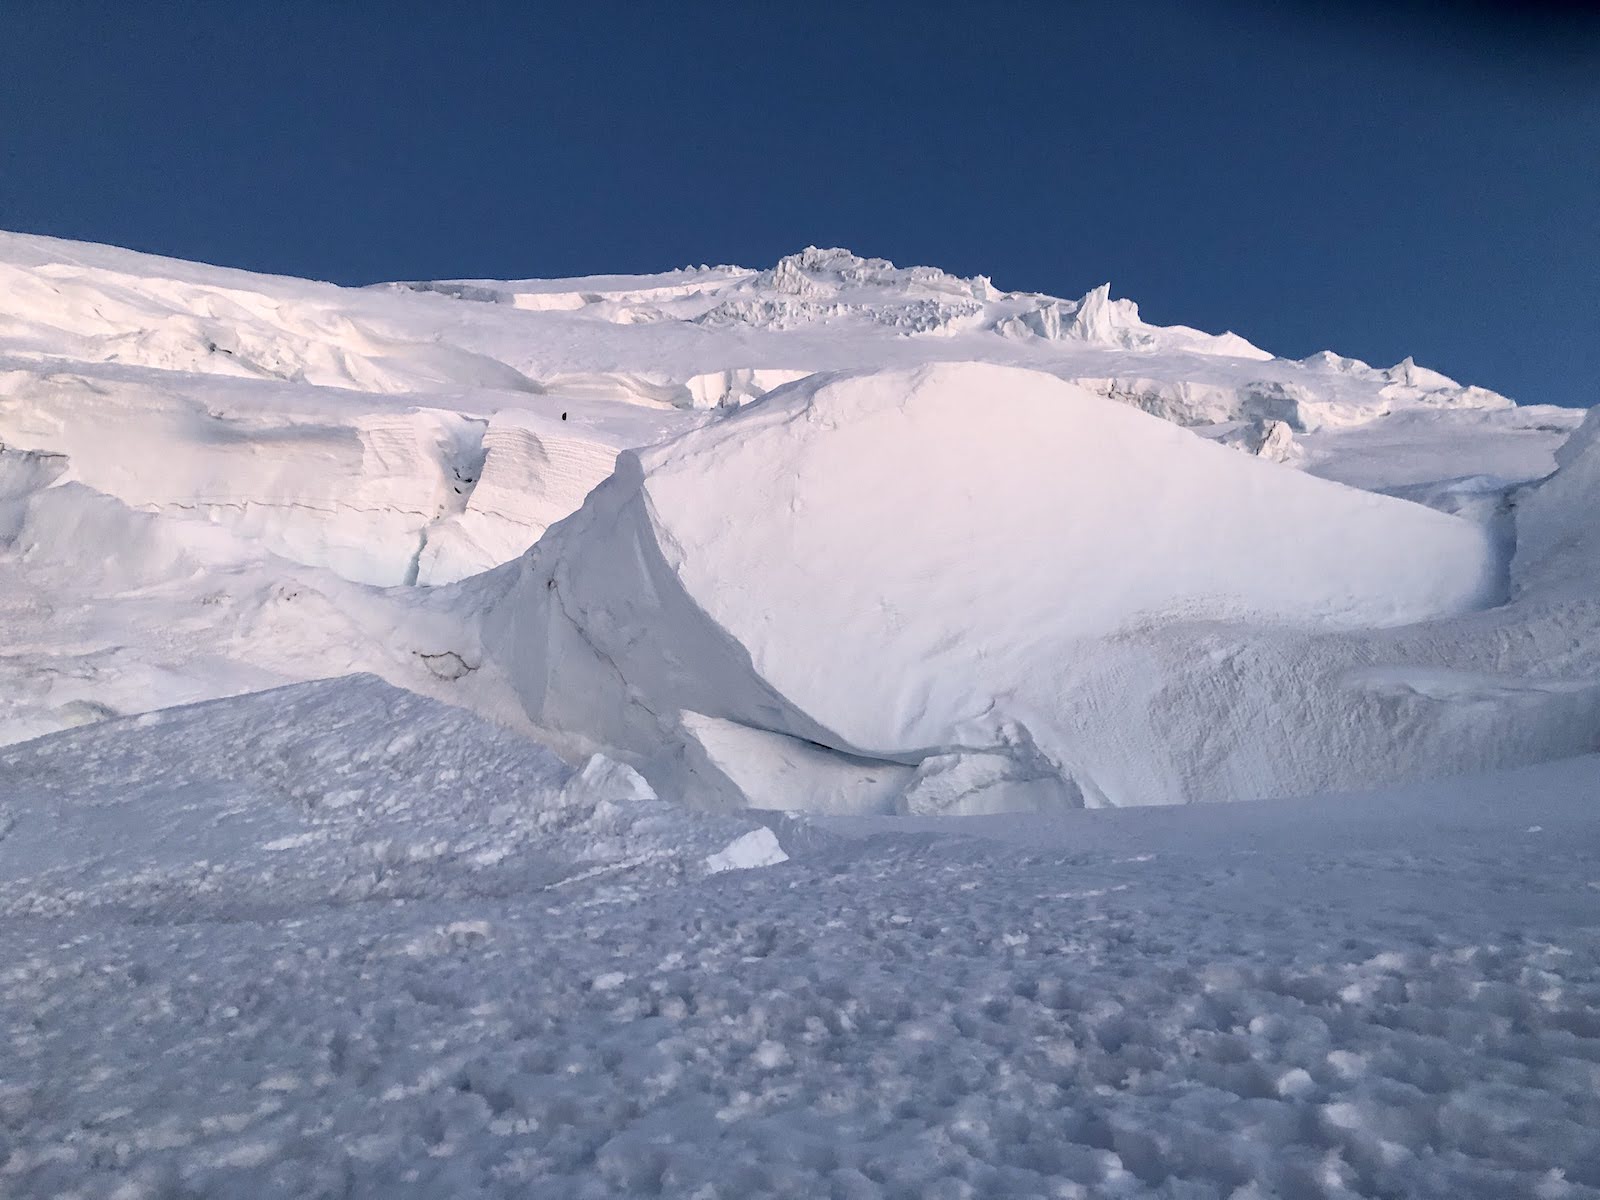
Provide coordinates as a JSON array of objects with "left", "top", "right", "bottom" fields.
[{"left": 1, "top": 232, "right": 1596, "bottom": 1198}]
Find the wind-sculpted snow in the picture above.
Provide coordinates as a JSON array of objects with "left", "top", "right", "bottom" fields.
[
  {"left": 4, "top": 697, "right": 1598, "bottom": 1198},
  {"left": 482, "top": 363, "right": 1521, "bottom": 811}
]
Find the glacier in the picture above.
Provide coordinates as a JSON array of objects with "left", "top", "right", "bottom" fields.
[
  {"left": 0, "top": 230, "right": 1583, "bottom": 765},
  {"left": 2, "top": 230, "right": 1598, "bottom": 1198}
]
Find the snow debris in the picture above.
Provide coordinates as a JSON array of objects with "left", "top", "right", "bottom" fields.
[{"left": 704, "top": 827, "right": 789, "bottom": 873}]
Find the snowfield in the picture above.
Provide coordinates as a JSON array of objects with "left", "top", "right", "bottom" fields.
[
  {"left": 1, "top": 231, "right": 1598, "bottom": 1197},
  {"left": 2, "top": 686, "right": 1597, "bottom": 1198}
]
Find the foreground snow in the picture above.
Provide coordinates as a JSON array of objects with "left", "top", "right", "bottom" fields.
[{"left": 2, "top": 682, "right": 1597, "bottom": 1198}]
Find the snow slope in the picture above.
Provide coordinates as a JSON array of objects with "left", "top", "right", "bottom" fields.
[
  {"left": 3, "top": 687, "right": 1598, "bottom": 1199},
  {"left": 0, "top": 675, "right": 772, "bottom": 918},
  {"left": 1513, "top": 406, "right": 1600, "bottom": 598}
]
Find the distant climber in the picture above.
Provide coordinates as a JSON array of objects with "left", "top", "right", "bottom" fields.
[{"left": 562, "top": 411, "right": 568, "bottom": 421}]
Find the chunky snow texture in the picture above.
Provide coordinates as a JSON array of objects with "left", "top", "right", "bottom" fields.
[
  {"left": 4, "top": 690, "right": 1599, "bottom": 1199},
  {"left": 483, "top": 363, "right": 1519, "bottom": 810},
  {"left": 0, "top": 675, "right": 770, "bottom": 918}
]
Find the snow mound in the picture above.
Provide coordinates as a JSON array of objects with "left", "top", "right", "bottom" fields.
[
  {"left": 0, "top": 366, "right": 494, "bottom": 585},
  {"left": 0, "top": 674, "right": 772, "bottom": 921},
  {"left": 0, "top": 233, "right": 543, "bottom": 396},
  {"left": 482, "top": 362, "right": 1503, "bottom": 810}
]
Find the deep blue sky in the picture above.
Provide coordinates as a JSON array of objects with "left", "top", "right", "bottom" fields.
[{"left": 2, "top": 2, "right": 1597, "bottom": 405}]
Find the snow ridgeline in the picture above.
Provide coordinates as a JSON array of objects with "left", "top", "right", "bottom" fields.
[
  {"left": 415, "top": 245, "right": 1522, "bottom": 436},
  {"left": 1, "top": 231, "right": 1557, "bottom": 593},
  {"left": 470, "top": 362, "right": 1600, "bottom": 813}
]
